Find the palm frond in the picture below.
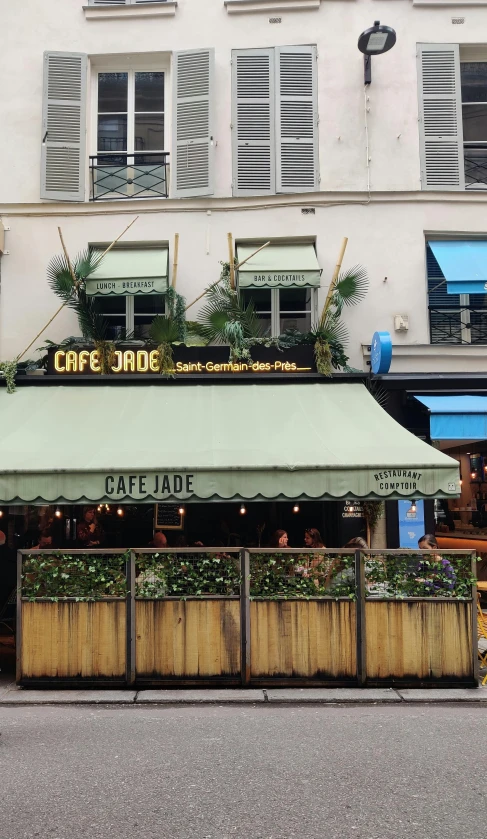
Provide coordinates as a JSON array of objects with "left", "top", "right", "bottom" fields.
[
  {"left": 314, "top": 311, "right": 350, "bottom": 347},
  {"left": 333, "top": 265, "right": 368, "bottom": 308},
  {"left": 148, "top": 315, "right": 180, "bottom": 346},
  {"left": 365, "top": 379, "right": 389, "bottom": 409}
]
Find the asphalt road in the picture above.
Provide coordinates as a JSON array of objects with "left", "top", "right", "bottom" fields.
[{"left": 0, "top": 704, "right": 485, "bottom": 839}]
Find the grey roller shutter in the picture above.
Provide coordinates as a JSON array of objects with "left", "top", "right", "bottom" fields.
[
  {"left": 232, "top": 48, "right": 275, "bottom": 196},
  {"left": 275, "top": 45, "right": 318, "bottom": 193},
  {"left": 40, "top": 51, "right": 87, "bottom": 202},
  {"left": 172, "top": 49, "right": 214, "bottom": 198},
  {"left": 417, "top": 43, "right": 465, "bottom": 190}
]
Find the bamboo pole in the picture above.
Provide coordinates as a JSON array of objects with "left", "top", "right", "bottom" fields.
[
  {"left": 227, "top": 233, "right": 235, "bottom": 289},
  {"left": 16, "top": 217, "right": 139, "bottom": 362},
  {"left": 319, "top": 237, "right": 348, "bottom": 327},
  {"left": 185, "top": 279, "right": 220, "bottom": 312},
  {"left": 92, "top": 216, "right": 139, "bottom": 267},
  {"left": 235, "top": 241, "right": 270, "bottom": 271},
  {"left": 58, "top": 227, "right": 79, "bottom": 289},
  {"left": 172, "top": 233, "right": 180, "bottom": 289},
  {"left": 184, "top": 240, "right": 272, "bottom": 314}
]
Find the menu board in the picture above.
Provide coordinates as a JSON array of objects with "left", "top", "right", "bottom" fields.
[{"left": 154, "top": 504, "right": 184, "bottom": 530}]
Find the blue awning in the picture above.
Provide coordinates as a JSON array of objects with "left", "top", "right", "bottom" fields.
[
  {"left": 414, "top": 395, "right": 487, "bottom": 439},
  {"left": 428, "top": 241, "right": 487, "bottom": 294}
]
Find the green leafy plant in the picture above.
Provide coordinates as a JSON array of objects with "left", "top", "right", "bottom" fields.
[
  {"left": 0, "top": 359, "right": 18, "bottom": 394},
  {"left": 197, "top": 262, "right": 261, "bottom": 363},
  {"left": 314, "top": 265, "right": 369, "bottom": 376},
  {"left": 135, "top": 552, "right": 241, "bottom": 597},
  {"left": 249, "top": 552, "right": 356, "bottom": 600},
  {"left": 47, "top": 248, "right": 110, "bottom": 343},
  {"left": 22, "top": 552, "right": 129, "bottom": 601},
  {"left": 365, "top": 553, "right": 475, "bottom": 599}
]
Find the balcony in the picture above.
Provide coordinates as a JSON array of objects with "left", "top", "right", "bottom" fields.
[
  {"left": 429, "top": 306, "right": 487, "bottom": 344},
  {"left": 89, "top": 152, "right": 169, "bottom": 201},
  {"left": 464, "top": 144, "right": 487, "bottom": 190}
]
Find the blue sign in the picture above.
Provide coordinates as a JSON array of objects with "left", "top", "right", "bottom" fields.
[
  {"left": 370, "top": 331, "right": 392, "bottom": 374},
  {"left": 398, "top": 499, "right": 425, "bottom": 549}
]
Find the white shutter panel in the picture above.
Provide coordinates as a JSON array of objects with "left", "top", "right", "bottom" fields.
[
  {"left": 417, "top": 43, "right": 465, "bottom": 191},
  {"left": 41, "top": 52, "right": 87, "bottom": 202},
  {"left": 232, "top": 48, "right": 275, "bottom": 196},
  {"left": 172, "top": 49, "right": 214, "bottom": 198},
  {"left": 275, "top": 45, "right": 318, "bottom": 194}
]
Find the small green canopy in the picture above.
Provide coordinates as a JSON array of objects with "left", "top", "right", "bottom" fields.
[
  {"left": 237, "top": 243, "right": 321, "bottom": 288},
  {"left": 0, "top": 383, "right": 459, "bottom": 504},
  {"left": 86, "top": 248, "right": 169, "bottom": 296}
]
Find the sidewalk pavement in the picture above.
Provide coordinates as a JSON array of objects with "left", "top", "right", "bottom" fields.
[{"left": 1, "top": 683, "right": 487, "bottom": 705}]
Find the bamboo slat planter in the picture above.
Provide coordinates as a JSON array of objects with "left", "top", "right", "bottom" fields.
[
  {"left": 365, "top": 600, "right": 473, "bottom": 686},
  {"left": 250, "top": 600, "right": 356, "bottom": 683},
  {"left": 20, "top": 600, "right": 126, "bottom": 685},
  {"left": 16, "top": 548, "right": 478, "bottom": 688},
  {"left": 135, "top": 599, "right": 241, "bottom": 684}
]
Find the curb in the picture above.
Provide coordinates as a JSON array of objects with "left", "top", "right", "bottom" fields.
[{"left": 1, "top": 687, "right": 487, "bottom": 706}]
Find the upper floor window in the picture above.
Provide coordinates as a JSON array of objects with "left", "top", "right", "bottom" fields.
[
  {"left": 427, "top": 243, "right": 487, "bottom": 344},
  {"left": 461, "top": 62, "right": 487, "bottom": 189},
  {"left": 93, "top": 70, "right": 168, "bottom": 200},
  {"left": 41, "top": 49, "right": 214, "bottom": 203},
  {"left": 231, "top": 46, "right": 319, "bottom": 196}
]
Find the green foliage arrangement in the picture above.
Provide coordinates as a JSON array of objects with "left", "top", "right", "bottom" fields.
[
  {"left": 250, "top": 552, "right": 356, "bottom": 600},
  {"left": 135, "top": 552, "right": 241, "bottom": 597},
  {"left": 22, "top": 553, "right": 129, "bottom": 601},
  {"left": 365, "top": 553, "right": 475, "bottom": 599},
  {"left": 314, "top": 265, "right": 369, "bottom": 376},
  {"left": 0, "top": 359, "right": 18, "bottom": 394},
  {"left": 197, "top": 262, "right": 261, "bottom": 363}
]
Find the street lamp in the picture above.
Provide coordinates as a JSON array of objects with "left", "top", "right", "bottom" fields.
[{"left": 358, "top": 21, "right": 397, "bottom": 85}]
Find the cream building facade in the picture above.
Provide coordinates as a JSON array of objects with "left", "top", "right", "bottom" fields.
[{"left": 0, "top": 0, "right": 486, "bottom": 371}]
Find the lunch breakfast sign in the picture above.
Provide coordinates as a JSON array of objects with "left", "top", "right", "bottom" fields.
[{"left": 47, "top": 345, "right": 318, "bottom": 379}]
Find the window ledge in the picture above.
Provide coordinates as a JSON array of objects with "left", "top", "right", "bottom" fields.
[
  {"left": 83, "top": 2, "right": 177, "bottom": 20},
  {"left": 413, "top": 0, "right": 487, "bottom": 5},
  {"left": 224, "top": 0, "right": 321, "bottom": 13}
]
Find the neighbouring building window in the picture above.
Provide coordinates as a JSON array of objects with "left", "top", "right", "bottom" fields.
[
  {"left": 93, "top": 69, "right": 167, "bottom": 199},
  {"left": 461, "top": 62, "right": 487, "bottom": 189},
  {"left": 427, "top": 245, "right": 487, "bottom": 344}
]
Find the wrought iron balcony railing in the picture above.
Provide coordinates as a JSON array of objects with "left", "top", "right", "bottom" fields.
[
  {"left": 89, "top": 152, "right": 169, "bottom": 201},
  {"left": 429, "top": 306, "right": 487, "bottom": 344},
  {"left": 464, "top": 144, "right": 487, "bottom": 190}
]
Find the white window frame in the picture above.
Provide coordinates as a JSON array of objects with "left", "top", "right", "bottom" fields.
[
  {"left": 90, "top": 57, "right": 171, "bottom": 198},
  {"left": 241, "top": 286, "right": 318, "bottom": 337},
  {"left": 94, "top": 294, "right": 167, "bottom": 337},
  {"left": 461, "top": 59, "right": 487, "bottom": 191}
]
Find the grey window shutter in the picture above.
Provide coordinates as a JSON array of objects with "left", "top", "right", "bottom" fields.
[
  {"left": 275, "top": 45, "right": 318, "bottom": 194},
  {"left": 232, "top": 48, "right": 275, "bottom": 196},
  {"left": 417, "top": 43, "right": 465, "bottom": 190},
  {"left": 172, "top": 49, "right": 214, "bottom": 198},
  {"left": 41, "top": 52, "right": 87, "bottom": 202}
]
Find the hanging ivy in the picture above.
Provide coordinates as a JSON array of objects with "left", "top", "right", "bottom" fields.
[{"left": 0, "top": 360, "right": 18, "bottom": 394}]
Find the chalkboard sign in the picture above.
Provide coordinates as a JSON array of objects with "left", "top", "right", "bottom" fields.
[{"left": 155, "top": 504, "right": 184, "bottom": 530}]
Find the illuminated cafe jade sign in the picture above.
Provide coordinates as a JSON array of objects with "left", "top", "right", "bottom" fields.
[{"left": 48, "top": 345, "right": 314, "bottom": 377}]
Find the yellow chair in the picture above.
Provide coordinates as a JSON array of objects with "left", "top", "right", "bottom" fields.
[{"left": 478, "top": 602, "right": 487, "bottom": 686}]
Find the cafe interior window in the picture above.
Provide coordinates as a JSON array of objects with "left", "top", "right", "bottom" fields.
[
  {"left": 240, "top": 288, "right": 317, "bottom": 337},
  {"left": 93, "top": 294, "right": 166, "bottom": 340}
]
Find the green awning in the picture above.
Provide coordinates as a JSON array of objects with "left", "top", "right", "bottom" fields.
[
  {"left": 86, "top": 248, "right": 169, "bottom": 296},
  {"left": 237, "top": 243, "right": 321, "bottom": 288},
  {"left": 0, "top": 383, "right": 459, "bottom": 504}
]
